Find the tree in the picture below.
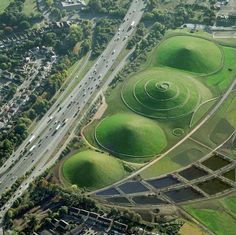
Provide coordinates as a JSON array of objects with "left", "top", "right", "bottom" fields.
[
  {"left": 2, "top": 139, "right": 13, "bottom": 153},
  {"left": 26, "top": 214, "right": 39, "bottom": 232},
  {"left": 32, "top": 97, "right": 49, "bottom": 116},
  {"left": 19, "top": 20, "right": 30, "bottom": 30},
  {"left": 80, "top": 39, "right": 91, "bottom": 56},
  {"left": 67, "top": 24, "right": 83, "bottom": 47},
  {"left": 51, "top": 8, "right": 62, "bottom": 21},
  {"left": 43, "top": 32, "right": 57, "bottom": 47},
  {"left": 15, "top": 123, "right": 27, "bottom": 135},
  {"left": 88, "top": 0, "right": 102, "bottom": 12},
  {"left": 59, "top": 206, "right": 68, "bottom": 216}
]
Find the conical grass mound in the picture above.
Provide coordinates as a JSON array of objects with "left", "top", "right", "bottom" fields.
[
  {"left": 62, "top": 150, "right": 125, "bottom": 189},
  {"left": 155, "top": 36, "right": 222, "bottom": 74},
  {"left": 95, "top": 114, "right": 167, "bottom": 157},
  {"left": 121, "top": 68, "right": 212, "bottom": 119}
]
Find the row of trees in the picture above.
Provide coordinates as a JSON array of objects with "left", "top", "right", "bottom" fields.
[
  {"left": 87, "top": 0, "right": 130, "bottom": 17},
  {"left": 144, "top": 1, "right": 216, "bottom": 27},
  {"left": 92, "top": 18, "right": 120, "bottom": 58}
]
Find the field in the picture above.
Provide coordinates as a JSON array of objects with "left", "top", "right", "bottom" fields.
[
  {"left": 0, "top": 0, "right": 12, "bottom": 12},
  {"left": 95, "top": 113, "right": 167, "bottom": 159},
  {"left": 23, "top": 0, "right": 38, "bottom": 16},
  {"left": 184, "top": 192, "right": 236, "bottom": 235},
  {"left": 0, "top": 0, "right": 38, "bottom": 15},
  {"left": 62, "top": 150, "right": 126, "bottom": 190},
  {"left": 179, "top": 221, "right": 208, "bottom": 235},
  {"left": 140, "top": 138, "right": 211, "bottom": 179},
  {"left": 84, "top": 35, "right": 218, "bottom": 163},
  {"left": 192, "top": 90, "right": 236, "bottom": 149},
  {"left": 204, "top": 46, "right": 236, "bottom": 94}
]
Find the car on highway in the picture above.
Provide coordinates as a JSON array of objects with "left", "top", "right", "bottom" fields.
[{"left": 29, "top": 145, "right": 36, "bottom": 152}]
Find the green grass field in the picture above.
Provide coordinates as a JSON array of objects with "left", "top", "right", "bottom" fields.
[
  {"left": 140, "top": 138, "right": 211, "bottom": 179},
  {"left": 192, "top": 90, "right": 236, "bottom": 149},
  {"left": 23, "top": 0, "right": 38, "bottom": 16},
  {"left": 190, "top": 98, "right": 218, "bottom": 127},
  {"left": 204, "top": 46, "right": 236, "bottom": 94},
  {"left": 62, "top": 150, "right": 125, "bottom": 190},
  {"left": 184, "top": 192, "right": 236, "bottom": 235},
  {"left": 154, "top": 36, "right": 222, "bottom": 74},
  {"left": 185, "top": 207, "right": 236, "bottom": 235},
  {"left": 0, "top": 0, "right": 12, "bottom": 12},
  {"left": 95, "top": 113, "right": 167, "bottom": 159}
]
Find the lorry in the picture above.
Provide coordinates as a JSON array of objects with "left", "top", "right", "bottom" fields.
[
  {"left": 29, "top": 144, "right": 36, "bottom": 152},
  {"left": 26, "top": 135, "right": 35, "bottom": 146},
  {"left": 128, "top": 21, "right": 135, "bottom": 31}
]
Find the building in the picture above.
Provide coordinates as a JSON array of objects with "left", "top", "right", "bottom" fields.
[
  {"left": 50, "top": 218, "right": 59, "bottom": 228},
  {"left": 69, "top": 207, "right": 80, "bottom": 216},
  {"left": 112, "top": 221, "right": 128, "bottom": 233},
  {"left": 89, "top": 212, "right": 99, "bottom": 221},
  {"left": 97, "top": 216, "right": 112, "bottom": 230},
  {"left": 58, "top": 219, "right": 70, "bottom": 230},
  {"left": 79, "top": 209, "right": 89, "bottom": 218},
  {"left": 59, "top": 0, "right": 86, "bottom": 11}
]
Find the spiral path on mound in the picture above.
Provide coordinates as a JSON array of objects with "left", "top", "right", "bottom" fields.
[{"left": 121, "top": 70, "right": 201, "bottom": 119}]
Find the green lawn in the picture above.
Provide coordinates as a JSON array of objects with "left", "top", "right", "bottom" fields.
[
  {"left": 190, "top": 98, "right": 218, "bottom": 127},
  {"left": 62, "top": 150, "right": 125, "bottom": 190},
  {"left": 184, "top": 193, "right": 236, "bottom": 235},
  {"left": 0, "top": 0, "right": 12, "bottom": 12},
  {"left": 140, "top": 138, "right": 211, "bottom": 179},
  {"left": 23, "top": 0, "right": 38, "bottom": 16},
  {"left": 184, "top": 207, "right": 236, "bottom": 235},
  {"left": 222, "top": 196, "right": 236, "bottom": 215},
  {"left": 192, "top": 90, "right": 236, "bottom": 149},
  {"left": 204, "top": 46, "right": 236, "bottom": 94}
]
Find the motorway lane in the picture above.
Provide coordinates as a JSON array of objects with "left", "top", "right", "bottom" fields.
[
  {"left": 0, "top": 52, "right": 92, "bottom": 176},
  {"left": 0, "top": 0, "right": 145, "bottom": 198}
]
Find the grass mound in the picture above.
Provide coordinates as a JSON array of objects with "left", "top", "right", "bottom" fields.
[
  {"left": 62, "top": 150, "right": 125, "bottom": 189},
  {"left": 122, "top": 68, "right": 211, "bottom": 119},
  {"left": 95, "top": 113, "right": 167, "bottom": 157},
  {"left": 155, "top": 36, "right": 222, "bottom": 74}
]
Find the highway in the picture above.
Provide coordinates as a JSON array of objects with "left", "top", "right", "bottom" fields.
[{"left": 0, "top": 0, "right": 145, "bottom": 219}]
